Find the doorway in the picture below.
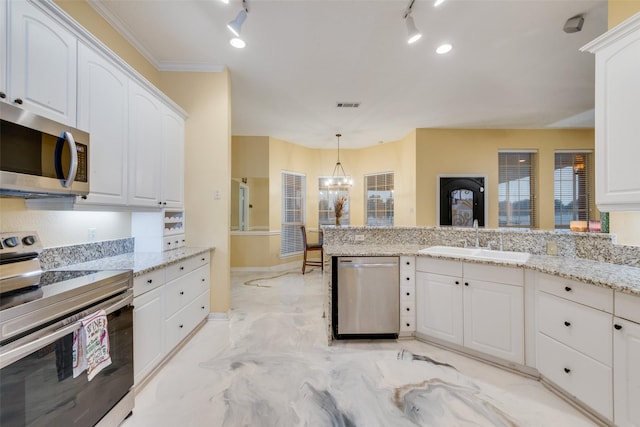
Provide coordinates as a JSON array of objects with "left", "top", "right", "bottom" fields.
[{"left": 438, "top": 176, "right": 486, "bottom": 227}]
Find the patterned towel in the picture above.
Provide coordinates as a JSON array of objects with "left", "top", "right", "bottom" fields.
[{"left": 72, "top": 309, "right": 112, "bottom": 381}]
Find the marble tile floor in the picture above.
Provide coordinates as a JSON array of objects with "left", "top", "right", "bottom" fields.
[{"left": 122, "top": 268, "right": 598, "bottom": 427}]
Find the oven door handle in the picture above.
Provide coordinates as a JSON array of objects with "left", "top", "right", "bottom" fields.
[{"left": 0, "top": 292, "right": 133, "bottom": 369}]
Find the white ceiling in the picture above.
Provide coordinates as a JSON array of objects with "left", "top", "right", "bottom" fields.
[{"left": 88, "top": 0, "right": 607, "bottom": 149}]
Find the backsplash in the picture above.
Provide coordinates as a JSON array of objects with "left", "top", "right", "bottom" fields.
[
  {"left": 40, "top": 238, "right": 134, "bottom": 270},
  {"left": 321, "top": 226, "right": 640, "bottom": 267}
]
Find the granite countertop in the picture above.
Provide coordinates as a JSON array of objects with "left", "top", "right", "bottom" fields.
[
  {"left": 324, "top": 244, "right": 640, "bottom": 296},
  {"left": 58, "top": 246, "right": 214, "bottom": 276}
]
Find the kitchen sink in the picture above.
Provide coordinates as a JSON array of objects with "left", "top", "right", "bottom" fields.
[{"left": 418, "top": 246, "right": 530, "bottom": 264}]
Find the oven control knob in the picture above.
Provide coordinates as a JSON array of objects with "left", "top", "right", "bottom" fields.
[
  {"left": 3, "top": 237, "right": 19, "bottom": 248},
  {"left": 22, "top": 235, "right": 36, "bottom": 246}
]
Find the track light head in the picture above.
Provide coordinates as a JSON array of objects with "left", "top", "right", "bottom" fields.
[
  {"left": 227, "top": 9, "right": 247, "bottom": 37},
  {"left": 406, "top": 16, "right": 422, "bottom": 44}
]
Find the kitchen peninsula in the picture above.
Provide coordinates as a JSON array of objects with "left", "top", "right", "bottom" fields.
[{"left": 323, "top": 226, "right": 640, "bottom": 426}]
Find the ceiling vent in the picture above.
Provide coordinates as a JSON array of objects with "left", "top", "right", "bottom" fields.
[{"left": 336, "top": 102, "right": 361, "bottom": 108}]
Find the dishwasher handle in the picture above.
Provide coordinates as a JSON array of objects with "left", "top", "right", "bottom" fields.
[{"left": 339, "top": 262, "right": 398, "bottom": 268}]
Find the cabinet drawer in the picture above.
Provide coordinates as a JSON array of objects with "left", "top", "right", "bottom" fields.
[
  {"left": 133, "top": 269, "right": 165, "bottom": 297},
  {"left": 537, "top": 292, "right": 612, "bottom": 366},
  {"left": 537, "top": 333, "right": 612, "bottom": 419},
  {"left": 164, "top": 269, "right": 205, "bottom": 317},
  {"left": 464, "top": 263, "right": 523, "bottom": 286},
  {"left": 537, "top": 273, "right": 613, "bottom": 312},
  {"left": 416, "top": 257, "right": 462, "bottom": 276},
  {"left": 165, "top": 253, "right": 209, "bottom": 282},
  {"left": 164, "top": 290, "right": 209, "bottom": 352},
  {"left": 163, "top": 235, "right": 185, "bottom": 251},
  {"left": 615, "top": 291, "right": 640, "bottom": 324}
]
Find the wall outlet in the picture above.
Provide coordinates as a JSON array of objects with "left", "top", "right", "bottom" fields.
[
  {"left": 354, "top": 234, "right": 365, "bottom": 242},
  {"left": 546, "top": 241, "right": 558, "bottom": 255},
  {"left": 88, "top": 228, "right": 97, "bottom": 242}
]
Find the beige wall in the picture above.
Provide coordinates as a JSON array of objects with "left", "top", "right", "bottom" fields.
[
  {"left": 415, "top": 129, "right": 596, "bottom": 228},
  {"left": 608, "top": 0, "right": 640, "bottom": 28},
  {"left": 232, "top": 136, "right": 270, "bottom": 178},
  {"left": 159, "top": 71, "right": 231, "bottom": 314}
]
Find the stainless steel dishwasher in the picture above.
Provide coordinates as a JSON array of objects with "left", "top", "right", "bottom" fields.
[{"left": 333, "top": 256, "right": 399, "bottom": 339}]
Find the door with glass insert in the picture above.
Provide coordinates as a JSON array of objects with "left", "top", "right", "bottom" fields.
[{"left": 439, "top": 177, "right": 485, "bottom": 226}]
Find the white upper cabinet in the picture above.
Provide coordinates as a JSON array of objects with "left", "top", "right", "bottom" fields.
[
  {"left": 6, "top": 0, "right": 77, "bottom": 125},
  {"left": 1, "top": 0, "right": 7, "bottom": 101},
  {"left": 76, "top": 42, "right": 129, "bottom": 206},
  {"left": 161, "top": 106, "right": 185, "bottom": 209},
  {"left": 128, "top": 80, "right": 163, "bottom": 208},
  {"left": 582, "top": 13, "right": 640, "bottom": 211}
]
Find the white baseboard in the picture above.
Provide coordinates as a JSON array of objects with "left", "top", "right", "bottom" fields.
[{"left": 207, "top": 312, "right": 229, "bottom": 321}]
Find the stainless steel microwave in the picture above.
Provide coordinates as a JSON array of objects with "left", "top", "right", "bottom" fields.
[{"left": 0, "top": 103, "right": 89, "bottom": 198}]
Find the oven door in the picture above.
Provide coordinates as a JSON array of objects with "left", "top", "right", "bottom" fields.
[{"left": 0, "top": 292, "right": 133, "bottom": 427}]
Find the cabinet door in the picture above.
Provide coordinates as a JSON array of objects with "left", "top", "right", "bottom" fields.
[
  {"left": 161, "top": 107, "right": 184, "bottom": 208},
  {"left": 592, "top": 21, "right": 640, "bottom": 211},
  {"left": 1, "top": 0, "right": 6, "bottom": 100},
  {"left": 76, "top": 43, "right": 128, "bottom": 206},
  {"left": 614, "top": 318, "right": 640, "bottom": 427},
  {"left": 133, "top": 286, "right": 165, "bottom": 385},
  {"left": 416, "top": 272, "right": 463, "bottom": 345},
  {"left": 463, "top": 279, "right": 524, "bottom": 364},
  {"left": 8, "top": 0, "right": 77, "bottom": 125},
  {"left": 128, "top": 81, "right": 163, "bottom": 207}
]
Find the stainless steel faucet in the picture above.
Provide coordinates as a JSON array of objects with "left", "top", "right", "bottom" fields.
[{"left": 473, "top": 219, "right": 479, "bottom": 248}]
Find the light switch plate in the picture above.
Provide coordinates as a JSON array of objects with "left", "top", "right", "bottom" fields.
[{"left": 546, "top": 241, "right": 558, "bottom": 255}]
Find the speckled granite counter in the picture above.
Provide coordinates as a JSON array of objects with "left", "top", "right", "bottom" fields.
[
  {"left": 324, "top": 244, "right": 640, "bottom": 295},
  {"left": 58, "top": 247, "right": 214, "bottom": 276}
]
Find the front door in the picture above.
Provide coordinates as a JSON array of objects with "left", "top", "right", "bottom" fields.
[{"left": 439, "top": 177, "right": 485, "bottom": 226}]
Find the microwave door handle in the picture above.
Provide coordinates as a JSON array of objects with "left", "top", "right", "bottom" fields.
[{"left": 54, "top": 131, "right": 78, "bottom": 188}]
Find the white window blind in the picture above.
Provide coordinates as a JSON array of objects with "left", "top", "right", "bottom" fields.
[
  {"left": 498, "top": 152, "right": 537, "bottom": 228},
  {"left": 281, "top": 172, "right": 306, "bottom": 256},
  {"left": 554, "top": 152, "right": 592, "bottom": 228},
  {"left": 366, "top": 172, "right": 394, "bottom": 226},
  {"left": 318, "top": 179, "right": 350, "bottom": 226}
]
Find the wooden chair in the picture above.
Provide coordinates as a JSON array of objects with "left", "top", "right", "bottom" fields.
[{"left": 301, "top": 225, "right": 323, "bottom": 274}]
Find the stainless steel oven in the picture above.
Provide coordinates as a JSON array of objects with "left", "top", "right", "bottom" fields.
[
  {"left": 0, "top": 232, "right": 133, "bottom": 427},
  {"left": 0, "top": 103, "right": 89, "bottom": 198}
]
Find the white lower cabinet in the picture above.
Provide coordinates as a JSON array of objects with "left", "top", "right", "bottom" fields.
[
  {"left": 416, "top": 258, "right": 524, "bottom": 364},
  {"left": 133, "top": 253, "right": 211, "bottom": 386},
  {"left": 614, "top": 291, "right": 640, "bottom": 427},
  {"left": 133, "top": 286, "right": 165, "bottom": 385}
]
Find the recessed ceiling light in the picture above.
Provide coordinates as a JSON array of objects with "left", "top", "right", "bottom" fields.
[
  {"left": 230, "top": 38, "right": 246, "bottom": 49},
  {"left": 434, "top": 0, "right": 447, "bottom": 6},
  {"left": 436, "top": 43, "right": 453, "bottom": 54}
]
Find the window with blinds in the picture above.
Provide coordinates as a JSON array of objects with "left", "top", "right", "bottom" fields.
[
  {"left": 365, "top": 172, "right": 394, "bottom": 226},
  {"left": 498, "top": 151, "right": 537, "bottom": 228},
  {"left": 281, "top": 172, "right": 306, "bottom": 256},
  {"left": 554, "top": 152, "right": 592, "bottom": 228},
  {"left": 318, "top": 179, "right": 350, "bottom": 226}
]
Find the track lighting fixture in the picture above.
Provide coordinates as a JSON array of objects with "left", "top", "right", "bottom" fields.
[
  {"left": 227, "top": 0, "right": 248, "bottom": 48},
  {"left": 403, "top": 0, "right": 422, "bottom": 44}
]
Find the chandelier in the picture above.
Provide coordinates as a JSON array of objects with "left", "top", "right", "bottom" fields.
[{"left": 325, "top": 133, "right": 352, "bottom": 188}]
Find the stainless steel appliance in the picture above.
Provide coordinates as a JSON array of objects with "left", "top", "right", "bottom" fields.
[
  {"left": 0, "top": 232, "right": 133, "bottom": 427},
  {"left": 0, "top": 103, "right": 89, "bottom": 198},
  {"left": 333, "top": 256, "right": 400, "bottom": 339}
]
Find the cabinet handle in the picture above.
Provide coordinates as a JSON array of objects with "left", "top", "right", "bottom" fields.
[
  {"left": 405, "top": 261, "right": 410, "bottom": 265},
  {"left": 406, "top": 277, "right": 410, "bottom": 281},
  {"left": 180, "top": 266, "right": 184, "bottom": 270},
  {"left": 147, "top": 279, "right": 153, "bottom": 284},
  {"left": 179, "top": 324, "right": 184, "bottom": 328},
  {"left": 14, "top": 98, "right": 23, "bottom": 105},
  {"left": 0, "top": 92, "right": 6, "bottom": 99},
  {"left": 202, "top": 278, "right": 206, "bottom": 282},
  {"left": 564, "top": 321, "right": 571, "bottom": 327},
  {"left": 163, "top": 202, "right": 167, "bottom": 205},
  {"left": 179, "top": 291, "right": 184, "bottom": 295},
  {"left": 464, "top": 282, "right": 469, "bottom": 286},
  {"left": 201, "top": 257, "right": 205, "bottom": 261},
  {"left": 564, "top": 286, "right": 572, "bottom": 292},
  {"left": 614, "top": 324, "right": 622, "bottom": 330},
  {"left": 201, "top": 306, "right": 205, "bottom": 310},
  {"left": 406, "top": 323, "right": 411, "bottom": 327},
  {"left": 406, "top": 292, "right": 410, "bottom": 296},
  {"left": 564, "top": 368, "right": 571, "bottom": 374},
  {"left": 158, "top": 202, "right": 163, "bottom": 205},
  {"left": 455, "top": 281, "right": 460, "bottom": 285},
  {"left": 406, "top": 307, "right": 410, "bottom": 312}
]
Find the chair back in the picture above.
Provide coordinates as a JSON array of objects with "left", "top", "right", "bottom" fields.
[{"left": 300, "top": 225, "right": 308, "bottom": 248}]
